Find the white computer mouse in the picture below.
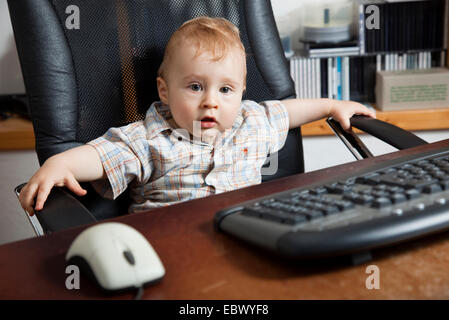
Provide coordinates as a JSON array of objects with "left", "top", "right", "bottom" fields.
[{"left": 66, "top": 222, "right": 165, "bottom": 291}]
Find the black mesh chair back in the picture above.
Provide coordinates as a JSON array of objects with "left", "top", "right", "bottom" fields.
[{"left": 8, "top": 0, "right": 304, "bottom": 220}]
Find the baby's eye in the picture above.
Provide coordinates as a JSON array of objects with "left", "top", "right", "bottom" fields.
[
  {"left": 189, "top": 83, "right": 202, "bottom": 91},
  {"left": 220, "top": 86, "right": 232, "bottom": 94}
]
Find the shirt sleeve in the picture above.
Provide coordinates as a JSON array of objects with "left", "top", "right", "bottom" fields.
[
  {"left": 87, "top": 122, "right": 153, "bottom": 200},
  {"left": 259, "top": 100, "right": 290, "bottom": 153}
]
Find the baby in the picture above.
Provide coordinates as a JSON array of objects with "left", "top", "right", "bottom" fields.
[{"left": 19, "top": 16, "right": 375, "bottom": 215}]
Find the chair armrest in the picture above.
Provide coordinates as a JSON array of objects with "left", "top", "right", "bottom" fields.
[
  {"left": 15, "top": 184, "right": 97, "bottom": 234},
  {"left": 326, "top": 115, "right": 428, "bottom": 160},
  {"left": 350, "top": 115, "right": 428, "bottom": 149}
]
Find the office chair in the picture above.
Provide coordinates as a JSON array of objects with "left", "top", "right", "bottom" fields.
[{"left": 8, "top": 0, "right": 426, "bottom": 236}]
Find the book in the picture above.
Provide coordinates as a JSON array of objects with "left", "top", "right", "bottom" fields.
[
  {"left": 301, "top": 40, "right": 360, "bottom": 58},
  {"left": 327, "top": 57, "right": 333, "bottom": 99},
  {"left": 358, "top": 1, "right": 366, "bottom": 55},
  {"left": 342, "top": 57, "right": 350, "bottom": 100},
  {"left": 315, "top": 58, "right": 321, "bottom": 99},
  {"left": 320, "top": 58, "right": 328, "bottom": 98},
  {"left": 336, "top": 57, "right": 342, "bottom": 100},
  {"left": 287, "top": 50, "right": 441, "bottom": 103}
]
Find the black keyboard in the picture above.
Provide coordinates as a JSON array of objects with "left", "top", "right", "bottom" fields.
[{"left": 214, "top": 145, "right": 449, "bottom": 260}]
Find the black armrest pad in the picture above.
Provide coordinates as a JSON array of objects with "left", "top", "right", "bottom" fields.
[
  {"left": 350, "top": 115, "right": 428, "bottom": 150},
  {"left": 34, "top": 187, "right": 97, "bottom": 233}
]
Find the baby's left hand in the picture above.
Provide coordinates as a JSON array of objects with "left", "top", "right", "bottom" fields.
[{"left": 329, "top": 100, "right": 376, "bottom": 131}]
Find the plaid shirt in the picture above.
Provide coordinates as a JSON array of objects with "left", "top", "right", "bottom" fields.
[{"left": 87, "top": 100, "right": 289, "bottom": 213}]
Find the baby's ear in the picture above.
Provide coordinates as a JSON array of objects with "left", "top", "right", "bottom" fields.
[{"left": 156, "top": 77, "right": 169, "bottom": 105}]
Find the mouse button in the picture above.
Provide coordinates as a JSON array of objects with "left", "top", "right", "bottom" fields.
[
  {"left": 132, "top": 245, "right": 166, "bottom": 280},
  {"left": 112, "top": 238, "right": 135, "bottom": 263},
  {"left": 89, "top": 245, "right": 138, "bottom": 290},
  {"left": 66, "top": 233, "right": 102, "bottom": 262}
]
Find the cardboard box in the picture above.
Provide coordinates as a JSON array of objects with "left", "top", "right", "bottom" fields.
[{"left": 375, "top": 67, "right": 449, "bottom": 111}]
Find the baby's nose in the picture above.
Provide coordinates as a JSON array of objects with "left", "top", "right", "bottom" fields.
[
  {"left": 203, "top": 103, "right": 219, "bottom": 109},
  {"left": 202, "top": 90, "right": 219, "bottom": 109}
]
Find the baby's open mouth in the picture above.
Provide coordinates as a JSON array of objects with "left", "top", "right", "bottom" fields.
[
  {"left": 201, "top": 116, "right": 216, "bottom": 122},
  {"left": 200, "top": 116, "right": 217, "bottom": 128}
]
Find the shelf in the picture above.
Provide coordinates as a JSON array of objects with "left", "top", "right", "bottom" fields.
[
  {"left": 0, "top": 116, "right": 35, "bottom": 150},
  {"left": 302, "top": 107, "right": 449, "bottom": 136}
]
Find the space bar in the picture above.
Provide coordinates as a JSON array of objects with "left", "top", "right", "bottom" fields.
[{"left": 242, "top": 207, "right": 308, "bottom": 225}]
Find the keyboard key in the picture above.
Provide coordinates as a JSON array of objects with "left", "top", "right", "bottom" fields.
[
  {"left": 310, "top": 187, "right": 328, "bottom": 195},
  {"left": 306, "top": 210, "right": 324, "bottom": 220},
  {"left": 372, "top": 190, "right": 390, "bottom": 198},
  {"left": 277, "top": 195, "right": 300, "bottom": 205},
  {"left": 281, "top": 214, "right": 309, "bottom": 225},
  {"left": 292, "top": 206, "right": 309, "bottom": 214},
  {"left": 390, "top": 193, "right": 407, "bottom": 204},
  {"left": 422, "top": 184, "right": 443, "bottom": 194},
  {"left": 374, "top": 184, "right": 388, "bottom": 190},
  {"left": 372, "top": 197, "right": 392, "bottom": 208},
  {"left": 322, "top": 206, "right": 340, "bottom": 215},
  {"left": 343, "top": 192, "right": 359, "bottom": 202},
  {"left": 430, "top": 171, "right": 446, "bottom": 179},
  {"left": 354, "top": 195, "right": 375, "bottom": 205},
  {"left": 440, "top": 180, "right": 449, "bottom": 190},
  {"left": 243, "top": 207, "right": 308, "bottom": 225},
  {"left": 334, "top": 200, "right": 355, "bottom": 211},
  {"left": 405, "top": 177, "right": 439, "bottom": 189},
  {"left": 363, "top": 173, "right": 382, "bottom": 185},
  {"left": 390, "top": 186, "right": 405, "bottom": 193},
  {"left": 311, "top": 203, "right": 327, "bottom": 212},
  {"left": 261, "top": 198, "right": 275, "bottom": 205},
  {"left": 405, "top": 189, "right": 421, "bottom": 199},
  {"left": 336, "top": 185, "right": 353, "bottom": 194}
]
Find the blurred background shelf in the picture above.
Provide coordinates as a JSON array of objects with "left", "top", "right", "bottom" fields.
[
  {"left": 302, "top": 106, "right": 449, "bottom": 136},
  {"left": 1, "top": 106, "right": 448, "bottom": 149},
  {"left": 0, "top": 116, "right": 34, "bottom": 150}
]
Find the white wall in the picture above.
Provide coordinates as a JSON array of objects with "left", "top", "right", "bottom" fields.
[
  {"left": 303, "top": 130, "right": 449, "bottom": 172},
  {"left": 0, "top": 0, "right": 25, "bottom": 95}
]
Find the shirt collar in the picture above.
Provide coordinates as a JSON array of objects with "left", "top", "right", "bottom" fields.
[{"left": 144, "top": 101, "right": 173, "bottom": 138}]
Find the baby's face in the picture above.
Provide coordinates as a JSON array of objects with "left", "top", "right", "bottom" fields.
[{"left": 157, "top": 42, "right": 246, "bottom": 140}]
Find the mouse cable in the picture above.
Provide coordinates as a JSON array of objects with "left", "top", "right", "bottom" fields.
[{"left": 134, "top": 286, "right": 144, "bottom": 300}]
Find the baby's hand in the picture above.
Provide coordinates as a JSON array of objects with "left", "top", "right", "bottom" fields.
[
  {"left": 19, "top": 156, "right": 87, "bottom": 216},
  {"left": 329, "top": 100, "right": 376, "bottom": 131}
]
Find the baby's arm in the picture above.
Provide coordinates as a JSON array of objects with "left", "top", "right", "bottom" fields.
[
  {"left": 282, "top": 98, "right": 376, "bottom": 130},
  {"left": 19, "top": 145, "right": 105, "bottom": 216}
]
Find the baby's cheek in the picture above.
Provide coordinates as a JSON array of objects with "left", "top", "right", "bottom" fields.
[
  {"left": 174, "top": 108, "right": 195, "bottom": 126},
  {"left": 223, "top": 109, "right": 240, "bottom": 128}
]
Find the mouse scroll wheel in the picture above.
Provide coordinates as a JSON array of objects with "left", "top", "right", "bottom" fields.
[{"left": 123, "top": 250, "right": 135, "bottom": 265}]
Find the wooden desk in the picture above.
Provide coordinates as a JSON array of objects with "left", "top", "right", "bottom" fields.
[{"left": 1, "top": 139, "right": 449, "bottom": 299}]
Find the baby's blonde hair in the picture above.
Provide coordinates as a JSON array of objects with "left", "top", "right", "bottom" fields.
[{"left": 158, "top": 16, "right": 247, "bottom": 83}]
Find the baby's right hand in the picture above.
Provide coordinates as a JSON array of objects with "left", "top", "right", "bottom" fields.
[{"left": 19, "top": 156, "right": 87, "bottom": 216}]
